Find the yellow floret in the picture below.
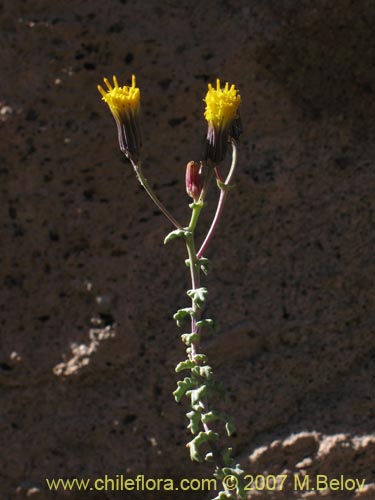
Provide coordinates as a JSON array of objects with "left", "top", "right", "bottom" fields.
[
  {"left": 97, "top": 74, "right": 140, "bottom": 118},
  {"left": 204, "top": 79, "right": 241, "bottom": 129}
]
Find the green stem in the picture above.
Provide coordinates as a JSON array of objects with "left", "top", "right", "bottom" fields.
[
  {"left": 185, "top": 202, "right": 203, "bottom": 359},
  {"left": 188, "top": 201, "right": 203, "bottom": 233},
  {"left": 131, "top": 160, "right": 183, "bottom": 230},
  {"left": 185, "top": 203, "right": 226, "bottom": 470}
]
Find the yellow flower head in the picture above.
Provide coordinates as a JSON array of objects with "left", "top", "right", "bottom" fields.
[
  {"left": 203, "top": 79, "right": 242, "bottom": 163},
  {"left": 204, "top": 79, "right": 241, "bottom": 131},
  {"left": 97, "top": 74, "right": 142, "bottom": 161},
  {"left": 98, "top": 74, "right": 140, "bottom": 118}
]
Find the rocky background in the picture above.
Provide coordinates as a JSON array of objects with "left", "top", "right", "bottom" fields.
[{"left": 1, "top": 0, "right": 374, "bottom": 499}]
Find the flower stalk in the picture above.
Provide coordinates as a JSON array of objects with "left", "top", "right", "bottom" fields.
[
  {"left": 130, "top": 159, "right": 183, "bottom": 230},
  {"left": 197, "top": 140, "right": 237, "bottom": 259}
]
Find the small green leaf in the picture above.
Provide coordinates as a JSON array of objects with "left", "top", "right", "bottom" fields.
[
  {"left": 187, "top": 384, "right": 206, "bottom": 411},
  {"left": 164, "top": 229, "right": 190, "bottom": 244},
  {"left": 175, "top": 360, "right": 196, "bottom": 372},
  {"left": 198, "top": 365, "right": 213, "bottom": 378},
  {"left": 186, "top": 410, "right": 201, "bottom": 434},
  {"left": 189, "top": 200, "right": 204, "bottom": 210},
  {"left": 173, "top": 308, "right": 195, "bottom": 327},
  {"left": 201, "top": 411, "right": 236, "bottom": 433},
  {"left": 198, "top": 257, "right": 211, "bottom": 275},
  {"left": 181, "top": 332, "right": 200, "bottom": 345},
  {"left": 191, "top": 401, "right": 205, "bottom": 411},
  {"left": 191, "top": 366, "right": 200, "bottom": 377},
  {"left": 193, "top": 353, "right": 207, "bottom": 363},
  {"left": 222, "top": 447, "right": 235, "bottom": 466},
  {"left": 187, "top": 441, "right": 201, "bottom": 462},
  {"left": 225, "top": 420, "right": 236, "bottom": 437},
  {"left": 216, "top": 179, "right": 236, "bottom": 191},
  {"left": 196, "top": 319, "right": 215, "bottom": 330},
  {"left": 173, "top": 377, "right": 197, "bottom": 402},
  {"left": 191, "top": 364, "right": 212, "bottom": 379},
  {"left": 214, "top": 465, "right": 246, "bottom": 499},
  {"left": 187, "top": 430, "right": 219, "bottom": 462},
  {"left": 201, "top": 411, "right": 220, "bottom": 424},
  {"left": 231, "top": 465, "right": 245, "bottom": 476},
  {"left": 187, "top": 287, "right": 208, "bottom": 308},
  {"left": 198, "top": 257, "right": 210, "bottom": 265},
  {"left": 189, "top": 384, "right": 207, "bottom": 406},
  {"left": 212, "top": 493, "right": 236, "bottom": 500}
]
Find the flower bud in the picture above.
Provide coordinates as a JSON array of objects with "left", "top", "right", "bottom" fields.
[{"left": 186, "top": 161, "right": 202, "bottom": 201}]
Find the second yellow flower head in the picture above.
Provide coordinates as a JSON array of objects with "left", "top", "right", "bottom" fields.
[
  {"left": 203, "top": 79, "right": 241, "bottom": 163},
  {"left": 204, "top": 79, "right": 241, "bottom": 131}
]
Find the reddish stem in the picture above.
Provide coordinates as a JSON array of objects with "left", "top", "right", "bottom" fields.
[{"left": 196, "top": 141, "right": 237, "bottom": 259}]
